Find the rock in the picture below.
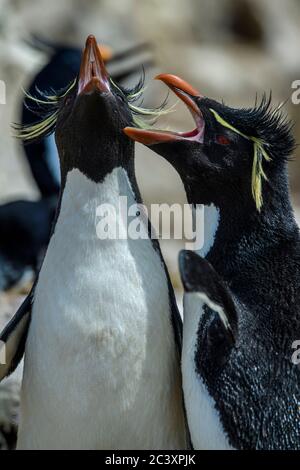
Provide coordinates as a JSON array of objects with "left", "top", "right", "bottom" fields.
[
  {"left": 0, "top": 370, "right": 22, "bottom": 450},
  {"left": 0, "top": 294, "right": 25, "bottom": 450}
]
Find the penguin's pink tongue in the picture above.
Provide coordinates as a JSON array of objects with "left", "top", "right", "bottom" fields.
[
  {"left": 124, "top": 74, "right": 205, "bottom": 145},
  {"left": 78, "top": 35, "right": 111, "bottom": 95}
]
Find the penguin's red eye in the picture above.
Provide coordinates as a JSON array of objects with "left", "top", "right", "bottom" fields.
[{"left": 216, "top": 135, "right": 231, "bottom": 145}]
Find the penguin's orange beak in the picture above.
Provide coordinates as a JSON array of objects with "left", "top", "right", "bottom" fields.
[
  {"left": 78, "top": 35, "right": 111, "bottom": 95},
  {"left": 124, "top": 74, "right": 205, "bottom": 145}
]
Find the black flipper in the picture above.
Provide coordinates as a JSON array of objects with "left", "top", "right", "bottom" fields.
[
  {"left": 0, "top": 292, "right": 33, "bottom": 381},
  {"left": 179, "top": 250, "right": 238, "bottom": 340}
]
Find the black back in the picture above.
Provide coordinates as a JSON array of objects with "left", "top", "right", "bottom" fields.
[{"left": 152, "top": 93, "right": 300, "bottom": 449}]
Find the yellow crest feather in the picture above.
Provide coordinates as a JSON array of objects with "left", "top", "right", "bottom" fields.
[{"left": 210, "top": 109, "right": 271, "bottom": 211}]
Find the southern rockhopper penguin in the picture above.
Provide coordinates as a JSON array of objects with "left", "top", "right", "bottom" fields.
[
  {"left": 0, "top": 40, "right": 187, "bottom": 449},
  {"left": 0, "top": 40, "right": 153, "bottom": 292},
  {"left": 124, "top": 75, "right": 300, "bottom": 449}
]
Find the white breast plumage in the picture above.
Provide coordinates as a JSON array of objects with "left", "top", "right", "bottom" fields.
[
  {"left": 183, "top": 204, "right": 233, "bottom": 449},
  {"left": 182, "top": 293, "right": 233, "bottom": 450},
  {"left": 17, "top": 167, "right": 186, "bottom": 450},
  {"left": 197, "top": 203, "right": 220, "bottom": 258}
]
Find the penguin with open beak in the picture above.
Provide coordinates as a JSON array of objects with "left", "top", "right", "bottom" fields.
[
  {"left": 124, "top": 75, "right": 300, "bottom": 449},
  {"left": 0, "top": 41, "right": 187, "bottom": 449}
]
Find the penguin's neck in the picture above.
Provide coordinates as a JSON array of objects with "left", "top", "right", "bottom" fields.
[
  {"left": 189, "top": 177, "right": 298, "bottom": 278},
  {"left": 55, "top": 161, "right": 143, "bottom": 237},
  {"left": 59, "top": 141, "right": 138, "bottom": 194}
]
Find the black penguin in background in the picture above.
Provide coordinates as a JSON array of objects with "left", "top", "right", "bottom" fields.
[
  {"left": 0, "top": 198, "right": 55, "bottom": 291},
  {"left": 125, "top": 74, "right": 300, "bottom": 449},
  {"left": 0, "top": 37, "right": 187, "bottom": 450}
]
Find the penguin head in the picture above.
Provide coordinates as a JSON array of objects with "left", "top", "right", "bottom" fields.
[
  {"left": 54, "top": 35, "right": 135, "bottom": 182},
  {"left": 124, "top": 74, "right": 295, "bottom": 212},
  {"left": 16, "top": 35, "right": 152, "bottom": 183}
]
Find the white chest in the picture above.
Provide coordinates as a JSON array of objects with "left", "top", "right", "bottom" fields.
[
  {"left": 196, "top": 203, "right": 220, "bottom": 258},
  {"left": 18, "top": 168, "right": 185, "bottom": 450},
  {"left": 182, "top": 293, "right": 232, "bottom": 450}
]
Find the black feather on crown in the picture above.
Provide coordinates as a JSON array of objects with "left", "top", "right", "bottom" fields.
[
  {"left": 200, "top": 94, "right": 295, "bottom": 210},
  {"left": 203, "top": 93, "right": 295, "bottom": 161}
]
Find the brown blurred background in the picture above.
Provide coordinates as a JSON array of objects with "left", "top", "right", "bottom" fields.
[{"left": 0, "top": 0, "right": 300, "bottom": 448}]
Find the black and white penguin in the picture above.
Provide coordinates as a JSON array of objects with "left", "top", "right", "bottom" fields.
[
  {"left": 124, "top": 74, "right": 300, "bottom": 450},
  {"left": 0, "top": 39, "right": 152, "bottom": 293},
  {"left": 0, "top": 40, "right": 153, "bottom": 292},
  {"left": 0, "top": 41, "right": 187, "bottom": 449}
]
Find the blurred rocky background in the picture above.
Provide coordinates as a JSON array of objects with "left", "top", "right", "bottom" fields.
[{"left": 0, "top": 0, "right": 300, "bottom": 449}]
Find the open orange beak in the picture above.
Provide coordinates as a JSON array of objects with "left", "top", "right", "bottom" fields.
[
  {"left": 124, "top": 74, "right": 205, "bottom": 145},
  {"left": 78, "top": 35, "right": 111, "bottom": 95}
]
